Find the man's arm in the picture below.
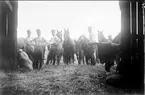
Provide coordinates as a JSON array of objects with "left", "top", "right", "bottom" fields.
[
  {"left": 49, "top": 37, "right": 53, "bottom": 44},
  {"left": 29, "top": 38, "right": 36, "bottom": 46},
  {"left": 55, "top": 36, "right": 61, "bottom": 44},
  {"left": 42, "top": 37, "right": 49, "bottom": 46}
]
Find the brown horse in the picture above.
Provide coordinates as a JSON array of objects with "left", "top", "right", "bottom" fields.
[
  {"left": 77, "top": 34, "right": 100, "bottom": 65},
  {"left": 77, "top": 35, "right": 89, "bottom": 65},
  {"left": 62, "top": 28, "right": 75, "bottom": 65}
]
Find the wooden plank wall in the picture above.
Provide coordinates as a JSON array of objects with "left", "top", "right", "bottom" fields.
[
  {"left": 119, "top": 1, "right": 144, "bottom": 88},
  {"left": 0, "top": 1, "right": 18, "bottom": 70}
]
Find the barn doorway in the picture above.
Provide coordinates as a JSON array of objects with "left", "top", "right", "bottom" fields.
[{"left": 0, "top": 1, "right": 144, "bottom": 95}]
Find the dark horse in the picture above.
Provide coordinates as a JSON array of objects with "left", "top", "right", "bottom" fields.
[
  {"left": 77, "top": 35, "right": 89, "bottom": 65},
  {"left": 96, "top": 32, "right": 121, "bottom": 72},
  {"left": 56, "top": 30, "right": 64, "bottom": 65},
  {"left": 62, "top": 28, "right": 75, "bottom": 65}
]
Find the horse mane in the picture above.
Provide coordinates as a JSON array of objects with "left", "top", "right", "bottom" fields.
[
  {"left": 77, "top": 34, "right": 89, "bottom": 46},
  {"left": 98, "top": 31, "right": 108, "bottom": 42}
]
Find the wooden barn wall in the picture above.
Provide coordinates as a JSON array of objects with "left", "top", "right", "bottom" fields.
[
  {"left": 0, "top": 1, "right": 18, "bottom": 69},
  {"left": 119, "top": 1, "right": 144, "bottom": 88}
]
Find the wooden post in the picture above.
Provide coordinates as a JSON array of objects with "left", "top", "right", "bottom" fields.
[
  {"left": 106, "top": 1, "right": 144, "bottom": 90},
  {"left": 9, "top": 1, "right": 18, "bottom": 69},
  {"left": 131, "top": 2, "right": 137, "bottom": 60},
  {"left": 136, "top": 2, "right": 144, "bottom": 88},
  {"left": 0, "top": 1, "right": 18, "bottom": 70},
  {"left": 119, "top": 1, "right": 132, "bottom": 76}
]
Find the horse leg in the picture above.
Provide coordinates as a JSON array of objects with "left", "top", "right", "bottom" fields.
[
  {"left": 78, "top": 54, "right": 81, "bottom": 65},
  {"left": 57, "top": 54, "right": 60, "bottom": 65},
  {"left": 85, "top": 56, "right": 88, "bottom": 65},
  {"left": 59, "top": 53, "right": 62, "bottom": 65},
  {"left": 46, "top": 54, "right": 49, "bottom": 65},
  {"left": 33, "top": 59, "right": 36, "bottom": 69},
  {"left": 76, "top": 52, "right": 79, "bottom": 62},
  {"left": 52, "top": 57, "right": 55, "bottom": 65},
  {"left": 67, "top": 55, "right": 70, "bottom": 65},
  {"left": 91, "top": 54, "right": 96, "bottom": 66},
  {"left": 35, "top": 60, "right": 39, "bottom": 69},
  {"left": 67, "top": 53, "right": 70, "bottom": 65},
  {"left": 78, "top": 51, "right": 81, "bottom": 65},
  {"left": 105, "top": 61, "right": 112, "bottom": 72},
  {"left": 63, "top": 53, "right": 66, "bottom": 65},
  {"left": 70, "top": 55, "right": 72, "bottom": 64},
  {"left": 52, "top": 51, "right": 55, "bottom": 65},
  {"left": 82, "top": 51, "right": 85, "bottom": 65},
  {"left": 83, "top": 55, "right": 85, "bottom": 65},
  {"left": 39, "top": 59, "right": 44, "bottom": 69},
  {"left": 72, "top": 53, "right": 74, "bottom": 64},
  {"left": 47, "top": 50, "right": 52, "bottom": 65},
  {"left": 95, "top": 47, "right": 100, "bottom": 64}
]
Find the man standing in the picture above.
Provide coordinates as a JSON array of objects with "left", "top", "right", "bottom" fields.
[
  {"left": 25, "top": 30, "right": 33, "bottom": 45},
  {"left": 31, "top": 29, "right": 48, "bottom": 69},
  {"left": 47, "top": 29, "right": 61, "bottom": 65},
  {"left": 88, "top": 26, "right": 98, "bottom": 43},
  {"left": 24, "top": 30, "right": 34, "bottom": 61},
  {"left": 49, "top": 29, "right": 61, "bottom": 46},
  {"left": 88, "top": 26, "right": 100, "bottom": 65}
]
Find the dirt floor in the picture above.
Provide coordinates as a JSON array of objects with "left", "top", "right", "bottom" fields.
[{"left": 0, "top": 63, "right": 142, "bottom": 95}]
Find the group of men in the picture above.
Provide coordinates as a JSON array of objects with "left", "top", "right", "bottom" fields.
[{"left": 24, "top": 29, "right": 61, "bottom": 69}]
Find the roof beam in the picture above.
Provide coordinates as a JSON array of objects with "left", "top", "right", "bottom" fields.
[{"left": 5, "top": 0, "right": 13, "bottom": 11}]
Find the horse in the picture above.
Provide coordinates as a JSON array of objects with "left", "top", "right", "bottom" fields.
[
  {"left": 56, "top": 30, "right": 64, "bottom": 65},
  {"left": 112, "top": 32, "right": 121, "bottom": 72},
  {"left": 77, "top": 34, "right": 100, "bottom": 65},
  {"left": 74, "top": 39, "right": 80, "bottom": 63},
  {"left": 97, "top": 30, "right": 109, "bottom": 43},
  {"left": 77, "top": 35, "right": 89, "bottom": 65},
  {"left": 112, "top": 32, "right": 121, "bottom": 44},
  {"left": 62, "top": 28, "right": 75, "bottom": 65}
]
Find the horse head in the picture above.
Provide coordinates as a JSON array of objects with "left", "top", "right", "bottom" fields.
[
  {"left": 64, "top": 28, "right": 70, "bottom": 41},
  {"left": 56, "top": 30, "right": 63, "bottom": 41},
  {"left": 97, "top": 30, "right": 108, "bottom": 42}
]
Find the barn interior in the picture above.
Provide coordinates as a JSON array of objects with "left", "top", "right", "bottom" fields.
[{"left": 0, "top": 1, "right": 144, "bottom": 95}]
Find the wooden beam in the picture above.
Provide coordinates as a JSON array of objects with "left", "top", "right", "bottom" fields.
[
  {"left": 137, "top": 1, "right": 144, "bottom": 88},
  {"left": 5, "top": 0, "right": 13, "bottom": 12}
]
